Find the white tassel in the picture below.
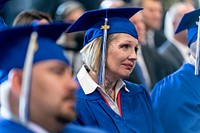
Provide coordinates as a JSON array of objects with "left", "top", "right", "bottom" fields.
[
  {"left": 19, "top": 31, "right": 38, "bottom": 125},
  {"left": 195, "top": 16, "right": 200, "bottom": 75},
  {"left": 99, "top": 18, "right": 109, "bottom": 86}
]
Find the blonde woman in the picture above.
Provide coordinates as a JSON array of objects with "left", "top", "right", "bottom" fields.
[{"left": 67, "top": 8, "right": 163, "bottom": 133}]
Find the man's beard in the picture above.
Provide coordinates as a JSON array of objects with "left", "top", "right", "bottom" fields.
[{"left": 56, "top": 111, "right": 77, "bottom": 124}]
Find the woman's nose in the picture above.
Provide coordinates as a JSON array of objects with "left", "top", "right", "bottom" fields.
[{"left": 128, "top": 49, "right": 137, "bottom": 60}]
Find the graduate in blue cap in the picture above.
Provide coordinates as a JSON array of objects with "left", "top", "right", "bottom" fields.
[
  {"left": 151, "top": 8, "right": 200, "bottom": 133},
  {"left": 0, "top": 23, "right": 107, "bottom": 133},
  {"left": 66, "top": 7, "right": 164, "bottom": 133}
]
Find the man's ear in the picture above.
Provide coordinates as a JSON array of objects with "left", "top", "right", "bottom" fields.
[{"left": 10, "top": 69, "right": 23, "bottom": 95}]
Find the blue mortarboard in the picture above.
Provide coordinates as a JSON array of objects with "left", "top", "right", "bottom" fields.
[
  {"left": 67, "top": 7, "right": 142, "bottom": 46},
  {"left": 66, "top": 7, "right": 142, "bottom": 85},
  {"left": 175, "top": 8, "right": 200, "bottom": 75},
  {"left": 0, "top": 22, "right": 71, "bottom": 125},
  {"left": 0, "top": 23, "right": 71, "bottom": 78},
  {"left": 175, "top": 8, "right": 200, "bottom": 47}
]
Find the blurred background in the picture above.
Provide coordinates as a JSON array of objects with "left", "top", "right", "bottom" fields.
[
  {"left": 1, "top": 0, "right": 199, "bottom": 26},
  {"left": 1, "top": 0, "right": 200, "bottom": 91}
]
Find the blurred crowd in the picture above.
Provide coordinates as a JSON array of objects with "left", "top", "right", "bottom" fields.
[
  {"left": 1, "top": 0, "right": 200, "bottom": 132},
  {"left": 0, "top": 0, "right": 198, "bottom": 92}
]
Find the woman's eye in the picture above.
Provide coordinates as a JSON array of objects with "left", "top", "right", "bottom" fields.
[
  {"left": 121, "top": 44, "right": 129, "bottom": 49},
  {"left": 135, "top": 47, "right": 139, "bottom": 53}
]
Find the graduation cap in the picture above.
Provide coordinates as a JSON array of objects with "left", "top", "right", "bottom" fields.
[
  {"left": 175, "top": 8, "right": 200, "bottom": 75},
  {"left": 66, "top": 7, "right": 142, "bottom": 85},
  {"left": 0, "top": 22, "right": 71, "bottom": 125}
]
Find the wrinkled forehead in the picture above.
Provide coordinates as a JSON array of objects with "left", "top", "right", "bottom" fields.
[{"left": 107, "top": 33, "right": 139, "bottom": 47}]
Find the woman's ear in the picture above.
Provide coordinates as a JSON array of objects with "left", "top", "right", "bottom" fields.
[{"left": 10, "top": 69, "right": 23, "bottom": 95}]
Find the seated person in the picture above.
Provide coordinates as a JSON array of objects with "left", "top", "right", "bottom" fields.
[{"left": 0, "top": 23, "right": 107, "bottom": 133}]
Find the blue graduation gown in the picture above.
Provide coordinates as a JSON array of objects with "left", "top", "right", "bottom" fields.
[
  {"left": 0, "top": 118, "right": 34, "bottom": 133},
  {"left": 64, "top": 123, "right": 108, "bottom": 133},
  {"left": 0, "top": 118, "right": 108, "bottom": 133},
  {"left": 151, "top": 63, "right": 200, "bottom": 133},
  {"left": 74, "top": 79, "right": 164, "bottom": 133}
]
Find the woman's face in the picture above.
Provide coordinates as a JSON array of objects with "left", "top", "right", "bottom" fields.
[{"left": 106, "top": 33, "right": 138, "bottom": 80}]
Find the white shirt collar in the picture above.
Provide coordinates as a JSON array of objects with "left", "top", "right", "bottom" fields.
[
  {"left": 27, "top": 121, "right": 49, "bottom": 133},
  {"left": 77, "top": 65, "right": 101, "bottom": 95},
  {"left": 1, "top": 106, "right": 19, "bottom": 123},
  {"left": 115, "top": 79, "right": 129, "bottom": 93},
  {"left": 77, "top": 65, "right": 129, "bottom": 95},
  {"left": 188, "top": 54, "right": 195, "bottom": 66}
]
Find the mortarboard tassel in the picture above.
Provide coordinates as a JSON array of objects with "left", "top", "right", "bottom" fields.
[
  {"left": 195, "top": 16, "right": 200, "bottom": 75},
  {"left": 98, "top": 17, "right": 110, "bottom": 86},
  {"left": 19, "top": 31, "right": 38, "bottom": 125}
]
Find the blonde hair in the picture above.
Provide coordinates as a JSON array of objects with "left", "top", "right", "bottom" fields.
[{"left": 80, "top": 34, "right": 118, "bottom": 74}]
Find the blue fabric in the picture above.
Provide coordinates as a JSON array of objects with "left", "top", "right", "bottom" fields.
[
  {"left": 64, "top": 123, "right": 108, "bottom": 133},
  {"left": 0, "top": 118, "right": 34, "bottom": 133},
  {"left": 74, "top": 79, "right": 164, "bottom": 133},
  {"left": 0, "top": 17, "right": 7, "bottom": 31},
  {"left": 0, "top": 23, "right": 71, "bottom": 82},
  {"left": 175, "top": 9, "right": 200, "bottom": 47},
  {"left": 151, "top": 63, "right": 200, "bottom": 133},
  {"left": 66, "top": 8, "right": 142, "bottom": 46},
  {"left": 83, "top": 17, "right": 138, "bottom": 46},
  {"left": 0, "top": 118, "right": 108, "bottom": 133}
]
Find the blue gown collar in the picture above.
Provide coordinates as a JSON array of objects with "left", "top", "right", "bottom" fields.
[{"left": 180, "top": 63, "right": 200, "bottom": 76}]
